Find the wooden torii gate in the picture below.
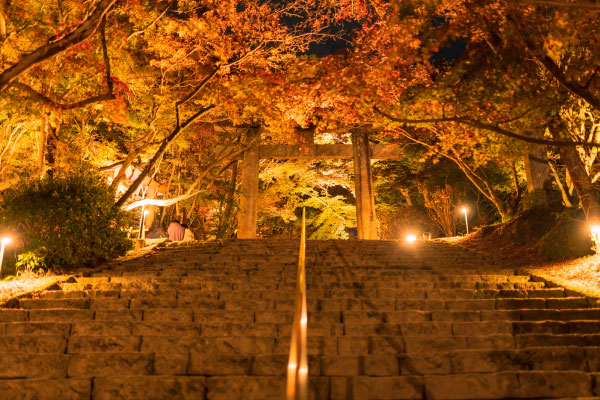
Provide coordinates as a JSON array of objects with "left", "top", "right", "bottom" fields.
[{"left": 232, "top": 128, "right": 402, "bottom": 240}]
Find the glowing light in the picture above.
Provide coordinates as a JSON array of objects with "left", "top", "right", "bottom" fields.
[
  {"left": 461, "top": 208, "right": 468, "bottom": 214},
  {"left": 0, "top": 236, "right": 10, "bottom": 276},
  {"left": 406, "top": 234, "right": 417, "bottom": 243},
  {"left": 462, "top": 207, "right": 469, "bottom": 235},
  {"left": 301, "top": 316, "right": 307, "bottom": 325},
  {"left": 299, "top": 367, "right": 308, "bottom": 375},
  {"left": 591, "top": 225, "right": 600, "bottom": 254},
  {"left": 144, "top": 209, "right": 150, "bottom": 216},
  {"left": 288, "top": 363, "right": 297, "bottom": 370}
]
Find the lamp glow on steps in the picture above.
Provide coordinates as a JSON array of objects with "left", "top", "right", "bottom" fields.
[
  {"left": 0, "top": 237, "right": 11, "bottom": 276},
  {"left": 461, "top": 207, "right": 469, "bottom": 235}
]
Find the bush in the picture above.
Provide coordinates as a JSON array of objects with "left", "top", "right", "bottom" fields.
[
  {"left": 537, "top": 216, "right": 594, "bottom": 261},
  {"left": 0, "top": 172, "right": 132, "bottom": 270}
]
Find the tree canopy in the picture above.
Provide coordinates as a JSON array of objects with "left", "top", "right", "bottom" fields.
[{"left": 0, "top": 0, "right": 599, "bottom": 243}]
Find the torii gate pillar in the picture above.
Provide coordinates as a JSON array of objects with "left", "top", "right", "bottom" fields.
[
  {"left": 237, "top": 146, "right": 260, "bottom": 238},
  {"left": 352, "top": 128, "right": 378, "bottom": 240}
]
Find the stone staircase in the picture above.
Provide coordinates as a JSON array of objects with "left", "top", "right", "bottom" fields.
[{"left": 1, "top": 239, "right": 600, "bottom": 399}]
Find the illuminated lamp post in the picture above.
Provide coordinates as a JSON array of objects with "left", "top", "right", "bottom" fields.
[
  {"left": 461, "top": 207, "right": 469, "bottom": 236},
  {"left": 136, "top": 208, "right": 149, "bottom": 250},
  {"left": 591, "top": 225, "right": 600, "bottom": 254},
  {"left": 0, "top": 237, "right": 10, "bottom": 276}
]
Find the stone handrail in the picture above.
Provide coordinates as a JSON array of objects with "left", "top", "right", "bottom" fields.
[{"left": 286, "top": 208, "right": 308, "bottom": 400}]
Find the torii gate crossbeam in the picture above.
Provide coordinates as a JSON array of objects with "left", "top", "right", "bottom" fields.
[{"left": 230, "top": 129, "right": 401, "bottom": 240}]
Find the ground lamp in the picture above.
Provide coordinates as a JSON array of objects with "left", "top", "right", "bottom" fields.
[
  {"left": 591, "top": 225, "right": 600, "bottom": 254},
  {"left": 461, "top": 208, "right": 469, "bottom": 235},
  {"left": 0, "top": 237, "right": 10, "bottom": 276}
]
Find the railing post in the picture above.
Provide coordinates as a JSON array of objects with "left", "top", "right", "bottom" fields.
[{"left": 287, "top": 208, "right": 308, "bottom": 400}]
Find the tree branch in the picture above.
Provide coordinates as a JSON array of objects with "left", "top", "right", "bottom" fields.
[
  {"left": 175, "top": 68, "right": 220, "bottom": 128},
  {"left": 126, "top": 5, "right": 170, "bottom": 42},
  {"left": 374, "top": 106, "right": 600, "bottom": 147},
  {"left": 115, "top": 104, "right": 215, "bottom": 208},
  {"left": 523, "top": 0, "right": 600, "bottom": 8},
  {"left": 7, "top": 16, "right": 116, "bottom": 110},
  {"left": 0, "top": 0, "right": 117, "bottom": 92}
]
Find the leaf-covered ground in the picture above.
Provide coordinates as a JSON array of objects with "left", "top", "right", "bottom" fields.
[
  {"left": 526, "top": 255, "right": 600, "bottom": 299},
  {"left": 0, "top": 275, "right": 67, "bottom": 303}
]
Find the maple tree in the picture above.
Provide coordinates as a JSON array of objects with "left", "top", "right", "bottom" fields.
[{"left": 1, "top": 0, "right": 600, "bottom": 243}]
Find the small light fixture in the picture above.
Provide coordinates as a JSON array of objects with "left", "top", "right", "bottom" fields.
[
  {"left": 0, "top": 237, "right": 11, "bottom": 276},
  {"left": 591, "top": 225, "right": 600, "bottom": 254},
  {"left": 406, "top": 234, "right": 417, "bottom": 243},
  {"left": 461, "top": 207, "right": 469, "bottom": 235}
]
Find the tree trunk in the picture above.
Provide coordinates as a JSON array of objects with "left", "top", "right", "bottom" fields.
[
  {"left": 218, "top": 161, "right": 238, "bottom": 238},
  {"left": 37, "top": 112, "right": 48, "bottom": 175},
  {"left": 557, "top": 144, "right": 600, "bottom": 221}
]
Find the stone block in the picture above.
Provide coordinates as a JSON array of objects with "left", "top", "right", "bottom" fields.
[
  {"left": 143, "top": 309, "right": 193, "bottom": 322},
  {"left": 154, "top": 352, "right": 189, "bottom": 375},
  {"left": 133, "top": 322, "right": 200, "bottom": 336},
  {"left": 384, "top": 310, "right": 430, "bottom": 323},
  {"left": 513, "top": 321, "right": 569, "bottom": 335},
  {"left": 93, "top": 376, "right": 206, "bottom": 400},
  {"left": 19, "top": 299, "right": 90, "bottom": 309},
  {"left": 130, "top": 298, "right": 177, "bottom": 309},
  {"left": 89, "top": 299, "right": 130, "bottom": 309},
  {"left": 401, "top": 353, "right": 451, "bottom": 375},
  {"left": 201, "top": 322, "right": 277, "bottom": 337},
  {"left": 362, "top": 299, "right": 395, "bottom": 311},
  {"left": 329, "top": 377, "right": 351, "bottom": 400},
  {"left": 5, "top": 322, "right": 71, "bottom": 336},
  {"left": 250, "top": 354, "right": 287, "bottom": 375},
  {"left": 0, "top": 309, "right": 28, "bottom": 322},
  {"left": 362, "top": 355, "right": 399, "bottom": 376},
  {"left": 546, "top": 297, "right": 588, "bottom": 309},
  {"left": 353, "top": 376, "right": 423, "bottom": 399},
  {"left": 431, "top": 311, "right": 480, "bottom": 322},
  {"left": 0, "top": 378, "right": 91, "bottom": 400},
  {"left": 423, "top": 372, "right": 519, "bottom": 399},
  {"left": 255, "top": 311, "right": 292, "bottom": 324},
  {"left": 516, "top": 371, "right": 592, "bottom": 398},
  {"left": 338, "top": 336, "right": 370, "bottom": 355},
  {"left": 67, "top": 353, "right": 153, "bottom": 377},
  {"left": 0, "top": 335, "right": 67, "bottom": 353},
  {"left": 0, "top": 354, "right": 68, "bottom": 378},
  {"left": 452, "top": 321, "right": 513, "bottom": 336},
  {"left": 496, "top": 298, "right": 545, "bottom": 310},
  {"left": 320, "top": 356, "right": 359, "bottom": 376},
  {"left": 28, "top": 309, "right": 94, "bottom": 322},
  {"left": 193, "top": 310, "right": 252, "bottom": 324},
  {"left": 94, "top": 309, "right": 142, "bottom": 321},
  {"left": 71, "top": 321, "right": 132, "bottom": 336},
  {"left": 445, "top": 299, "right": 495, "bottom": 310},
  {"left": 206, "top": 376, "right": 284, "bottom": 400},
  {"left": 368, "top": 336, "right": 405, "bottom": 355},
  {"left": 515, "top": 333, "right": 585, "bottom": 348},
  {"left": 67, "top": 336, "right": 140, "bottom": 354},
  {"left": 189, "top": 352, "right": 252, "bottom": 375},
  {"left": 402, "top": 322, "right": 452, "bottom": 336}
]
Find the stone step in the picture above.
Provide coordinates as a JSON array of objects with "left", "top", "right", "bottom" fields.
[
  {"left": 47, "top": 280, "right": 548, "bottom": 294},
  {"left": 10, "top": 296, "right": 595, "bottom": 314},
  {"left": 3, "top": 372, "right": 591, "bottom": 399}
]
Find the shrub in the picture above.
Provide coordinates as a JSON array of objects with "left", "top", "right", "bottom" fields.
[
  {"left": 0, "top": 172, "right": 132, "bottom": 270},
  {"left": 15, "top": 249, "right": 47, "bottom": 276}
]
